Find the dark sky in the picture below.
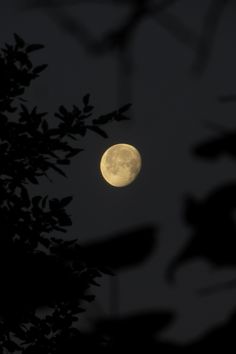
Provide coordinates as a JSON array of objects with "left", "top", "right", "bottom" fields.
[{"left": 2, "top": 0, "right": 236, "bottom": 344}]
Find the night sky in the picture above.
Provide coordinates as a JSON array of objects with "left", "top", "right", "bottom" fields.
[{"left": 1, "top": 0, "right": 236, "bottom": 345}]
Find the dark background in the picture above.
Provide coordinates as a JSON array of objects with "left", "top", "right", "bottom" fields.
[{"left": 1, "top": 0, "right": 236, "bottom": 345}]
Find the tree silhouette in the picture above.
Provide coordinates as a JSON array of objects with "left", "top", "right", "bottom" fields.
[
  {"left": 166, "top": 88, "right": 236, "bottom": 348},
  {"left": 0, "top": 33, "right": 133, "bottom": 353},
  {"left": 2, "top": 0, "right": 233, "bottom": 349}
]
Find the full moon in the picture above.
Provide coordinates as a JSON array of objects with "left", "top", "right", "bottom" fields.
[{"left": 100, "top": 143, "right": 142, "bottom": 187}]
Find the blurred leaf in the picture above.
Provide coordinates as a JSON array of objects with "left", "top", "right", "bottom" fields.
[
  {"left": 83, "top": 105, "right": 94, "bottom": 113},
  {"left": 93, "top": 111, "right": 116, "bottom": 125},
  {"left": 32, "top": 196, "right": 42, "bottom": 207},
  {"left": 87, "top": 125, "right": 108, "bottom": 138},
  {"left": 41, "top": 195, "right": 48, "bottom": 208},
  {"left": 115, "top": 114, "right": 130, "bottom": 121},
  {"left": 66, "top": 148, "right": 83, "bottom": 158},
  {"left": 57, "top": 159, "right": 70, "bottom": 165},
  {"left": 83, "top": 94, "right": 90, "bottom": 106},
  {"left": 26, "top": 44, "right": 45, "bottom": 53},
  {"left": 59, "top": 105, "right": 67, "bottom": 115},
  {"left": 33, "top": 64, "right": 48, "bottom": 74},
  {"left": 42, "top": 120, "right": 48, "bottom": 132},
  {"left": 118, "top": 103, "right": 132, "bottom": 113},
  {"left": 60, "top": 196, "right": 73, "bottom": 208},
  {"left": 14, "top": 33, "right": 25, "bottom": 48},
  {"left": 49, "top": 163, "right": 67, "bottom": 177},
  {"left": 28, "top": 175, "right": 39, "bottom": 184}
]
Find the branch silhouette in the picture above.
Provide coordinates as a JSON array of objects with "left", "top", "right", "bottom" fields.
[{"left": 192, "top": 0, "right": 230, "bottom": 75}]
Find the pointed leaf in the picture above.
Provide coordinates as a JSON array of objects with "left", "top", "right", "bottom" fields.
[
  {"left": 33, "top": 64, "right": 48, "bottom": 74},
  {"left": 20, "top": 104, "right": 29, "bottom": 115},
  {"left": 59, "top": 105, "right": 67, "bottom": 115},
  {"left": 28, "top": 175, "right": 39, "bottom": 184},
  {"left": 49, "top": 163, "right": 67, "bottom": 177},
  {"left": 83, "top": 105, "right": 94, "bottom": 113},
  {"left": 60, "top": 196, "right": 73, "bottom": 208},
  {"left": 118, "top": 103, "right": 132, "bottom": 113},
  {"left": 42, "top": 120, "right": 48, "bottom": 132},
  {"left": 41, "top": 195, "right": 48, "bottom": 208},
  {"left": 57, "top": 159, "right": 70, "bottom": 165},
  {"left": 87, "top": 125, "right": 108, "bottom": 138},
  {"left": 26, "top": 44, "right": 45, "bottom": 53},
  {"left": 14, "top": 33, "right": 25, "bottom": 48},
  {"left": 32, "top": 196, "right": 42, "bottom": 206},
  {"left": 115, "top": 114, "right": 130, "bottom": 121},
  {"left": 66, "top": 148, "right": 84, "bottom": 158},
  {"left": 93, "top": 111, "right": 116, "bottom": 125},
  {"left": 83, "top": 93, "right": 90, "bottom": 106}
]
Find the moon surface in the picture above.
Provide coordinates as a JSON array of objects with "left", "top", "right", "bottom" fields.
[{"left": 100, "top": 143, "right": 142, "bottom": 187}]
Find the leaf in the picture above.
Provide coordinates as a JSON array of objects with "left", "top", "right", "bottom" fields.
[
  {"left": 218, "top": 94, "right": 236, "bottom": 103},
  {"left": 83, "top": 94, "right": 90, "bottom": 106},
  {"left": 118, "top": 103, "right": 132, "bottom": 113},
  {"left": 59, "top": 214, "right": 72, "bottom": 226},
  {"left": 14, "top": 33, "right": 25, "bottom": 48},
  {"left": 41, "top": 195, "right": 48, "bottom": 208},
  {"left": 5, "top": 340, "right": 21, "bottom": 352},
  {"left": 60, "top": 196, "right": 73, "bottom": 208},
  {"left": 39, "top": 238, "right": 50, "bottom": 248},
  {"left": 83, "top": 295, "right": 95, "bottom": 302},
  {"left": 90, "top": 279, "right": 100, "bottom": 286},
  {"left": 20, "top": 104, "right": 29, "bottom": 115},
  {"left": 26, "top": 44, "right": 45, "bottom": 53},
  {"left": 19, "top": 98, "right": 28, "bottom": 102},
  {"left": 33, "top": 64, "right": 48, "bottom": 74},
  {"left": 57, "top": 159, "right": 70, "bottom": 165},
  {"left": 7, "top": 106, "right": 17, "bottom": 113},
  {"left": 66, "top": 148, "right": 84, "bottom": 158},
  {"left": 21, "top": 186, "right": 30, "bottom": 207},
  {"left": 77, "top": 126, "right": 87, "bottom": 136},
  {"left": 49, "top": 163, "right": 67, "bottom": 177},
  {"left": 32, "top": 196, "right": 42, "bottom": 207},
  {"left": 115, "top": 114, "right": 130, "bottom": 121},
  {"left": 31, "top": 106, "right": 37, "bottom": 116},
  {"left": 16, "top": 87, "right": 25, "bottom": 96},
  {"left": 49, "top": 198, "right": 60, "bottom": 210},
  {"left": 68, "top": 134, "right": 77, "bottom": 141},
  {"left": 83, "top": 105, "right": 94, "bottom": 113},
  {"left": 42, "top": 120, "right": 48, "bottom": 133},
  {"left": 59, "top": 105, "right": 67, "bottom": 115},
  {"left": 87, "top": 125, "right": 108, "bottom": 138},
  {"left": 73, "top": 104, "right": 81, "bottom": 114},
  {"left": 76, "top": 307, "right": 86, "bottom": 313},
  {"left": 99, "top": 266, "right": 114, "bottom": 276},
  {"left": 28, "top": 175, "right": 39, "bottom": 184},
  {"left": 93, "top": 111, "right": 116, "bottom": 125},
  {"left": 54, "top": 226, "right": 67, "bottom": 233},
  {"left": 167, "top": 183, "right": 236, "bottom": 280},
  {"left": 54, "top": 113, "right": 64, "bottom": 120}
]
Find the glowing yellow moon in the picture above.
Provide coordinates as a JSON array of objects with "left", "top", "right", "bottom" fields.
[{"left": 100, "top": 143, "right": 142, "bottom": 187}]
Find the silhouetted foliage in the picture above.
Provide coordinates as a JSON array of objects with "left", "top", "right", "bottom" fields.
[
  {"left": 185, "top": 312, "right": 236, "bottom": 351},
  {"left": 8, "top": 0, "right": 236, "bottom": 349},
  {"left": 193, "top": 129, "right": 236, "bottom": 159},
  {"left": 0, "top": 34, "right": 133, "bottom": 353},
  {"left": 92, "top": 311, "right": 175, "bottom": 352},
  {"left": 82, "top": 225, "right": 156, "bottom": 271},
  {"left": 23, "top": 0, "right": 229, "bottom": 78},
  {"left": 192, "top": 0, "right": 230, "bottom": 75},
  {"left": 218, "top": 94, "right": 236, "bottom": 103},
  {"left": 167, "top": 183, "right": 236, "bottom": 279}
]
